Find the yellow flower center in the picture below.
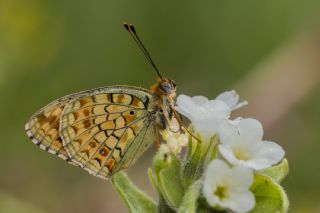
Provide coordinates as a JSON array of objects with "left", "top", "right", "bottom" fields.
[
  {"left": 234, "top": 148, "right": 250, "bottom": 161},
  {"left": 214, "top": 186, "right": 229, "bottom": 200}
]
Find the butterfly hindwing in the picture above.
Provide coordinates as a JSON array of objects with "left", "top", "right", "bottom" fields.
[
  {"left": 25, "top": 91, "right": 91, "bottom": 162},
  {"left": 60, "top": 86, "right": 155, "bottom": 179}
]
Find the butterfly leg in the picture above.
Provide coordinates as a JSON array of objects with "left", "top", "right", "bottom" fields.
[
  {"left": 171, "top": 107, "right": 201, "bottom": 143},
  {"left": 153, "top": 122, "right": 161, "bottom": 149}
]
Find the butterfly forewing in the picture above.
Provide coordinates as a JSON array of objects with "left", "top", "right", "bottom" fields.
[{"left": 59, "top": 86, "right": 155, "bottom": 178}]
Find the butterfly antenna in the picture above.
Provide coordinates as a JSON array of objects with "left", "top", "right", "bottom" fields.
[{"left": 123, "top": 22, "right": 164, "bottom": 80}]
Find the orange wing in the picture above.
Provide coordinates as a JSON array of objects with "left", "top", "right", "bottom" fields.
[
  {"left": 60, "top": 88, "right": 155, "bottom": 179},
  {"left": 25, "top": 90, "right": 92, "bottom": 163}
]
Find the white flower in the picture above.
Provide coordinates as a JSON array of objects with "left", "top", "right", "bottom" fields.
[
  {"left": 176, "top": 91, "right": 246, "bottom": 139},
  {"left": 216, "top": 90, "right": 248, "bottom": 110},
  {"left": 219, "top": 118, "right": 285, "bottom": 170},
  {"left": 161, "top": 129, "right": 188, "bottom": 154},
  {"left": 203, "top": 159, "right": 255, "bottom": 213}
]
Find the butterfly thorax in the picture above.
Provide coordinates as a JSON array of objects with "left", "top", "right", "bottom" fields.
[{"left": 151, "top": 78, "right": 179, "bottom": 131}]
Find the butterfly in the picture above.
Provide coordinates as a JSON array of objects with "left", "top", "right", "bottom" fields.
[{"left": 25, "top": 23, "right": 182, "bottom": 180}]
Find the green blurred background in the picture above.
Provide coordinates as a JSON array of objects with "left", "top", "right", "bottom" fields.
[{"left": 1, "top": 0, "right": 320, "bottom": 212}]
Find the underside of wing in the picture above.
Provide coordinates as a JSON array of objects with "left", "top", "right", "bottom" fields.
[
  {"left": 60, "top": 87, "right": 155, "bottom": 179},
  {"left": 25, "top": 90, "right": 95, "bottom": 162}
]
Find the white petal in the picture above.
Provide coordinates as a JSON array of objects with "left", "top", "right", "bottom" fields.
[
  {"left": 219, "top": 140, "right": 285, "bottom": 170},
  {"left": 203, "top": 100, "right": 231, "bottom": 119},
  {"left": 203, "top": 177, "right": 218, "bottom": 206},
  {"left": 203, "top": 160, "right": 232, "bottom": 207},
  {"left": 230, "top": 165, "right": 254, "bottom": 189},
  {"left": 233, "top": 100, "right": 248, "bottom": 110},
  {"left": 247, "top": 141, "right": 285, "bottom": 170},
  {"left": 216, "top": 90, "right": 248, "bottom": 111},
  {"left": 191, "top": 95, "right": 209, "bottom": 105},
  {"left": 176, "top": 96, "right": 231, "bottom": 138},
  {"left": 216, "top": 90, "right": 240, "bottom": 109},
  {"left": 204, "top": 160, "right": 256, "bottom": 212},
  {"left": 176, "top": 94, "right": 198, "bottom": 120},
  {"left": 205, "top": 159, "right": 231, "bottom": 183},
  {"left": 238, "top": 118, "right": 264, "bottom": 142},
  {"left": 218, "top": 121, "right": 239, "bottom": 146},
  {"left": 218, "top": 141, "right": 258, "bottom": 168},
  {"left": 218, "top": 144, "right": 243, "bottom": 166},
  {"left": 225, "top": 190, "right": 255, "bottom": 213},
  {"left": 193, "top": 120, "right": 220, "bottom": 139},
  {"left": 203, "top": 189, "right": 220, "bottom": 208},
  {"left": 176, "top": 95, "right": 229, "bottom": 121},
  {"left": 193, "top": 116, "right": 229, "bottom": 139},
  {"left": 229, "top": 117, "right": 243, "bottom": 125}
]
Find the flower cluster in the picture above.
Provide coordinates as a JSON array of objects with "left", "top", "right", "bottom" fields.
[
  {"left": 111, "top": 90, "right": 289, "bottom": 213},
  {"left": 176, "top": 91, "right": 286, "bottom": 213}
]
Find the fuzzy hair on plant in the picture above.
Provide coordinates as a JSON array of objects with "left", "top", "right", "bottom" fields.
[{"left": 112, "top": 91, "right": 289, "bottom": 213}]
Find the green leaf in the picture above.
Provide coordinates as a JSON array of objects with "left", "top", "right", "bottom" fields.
[
  {"left": 182, "top": 136, "right": 202, "bottom": 187},
  {"left": 152, "top": 146, "right": 172, "bottom": 174},
  {"left": 152, "top": 146, "right": 185, "bottom": 209},
  {"left": 149, "top": 168, "right": 176, "bottom": 212},
  {"left": 250, "top": 174, "right": 289, "bottom": 213},
  {"left": 158, "top": 196, "right": 176, "bottom": 213},
  {"left": 148, "top": 168, "right": 160, "bottom": 192},
  {"left": 259, "top": 159, "right": 289, "bottom": 183},
  {"left": 182, "top": 134, "right": 215, "bottom": 188},
  {"left": 158, "top": 167, "right": 184, "bottom": 208},
  {"left": 111, "top": 171, "right": 156, "bottom": 213},
  {"left": 178, "top": 180, "right": 202, "bottom": 213}
]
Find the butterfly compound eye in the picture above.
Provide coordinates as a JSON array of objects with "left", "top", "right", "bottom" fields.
[{"left": 161, "top": 80, "right": 176, "bottom": 94}]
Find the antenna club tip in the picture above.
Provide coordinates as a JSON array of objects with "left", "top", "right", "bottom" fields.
[
  {"left": 129, "top": 24, "right": 136, "bottom": 32},
  {"left": 123, "top": 22, "right": 129, "bottom": 30}
]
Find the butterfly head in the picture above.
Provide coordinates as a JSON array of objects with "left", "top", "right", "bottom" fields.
[
  {"left": 151, "top": 78, "right": 176, "bottom": 98},
  {"left": 160, "top": 78, "right": 176, "bottom": 95}
]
